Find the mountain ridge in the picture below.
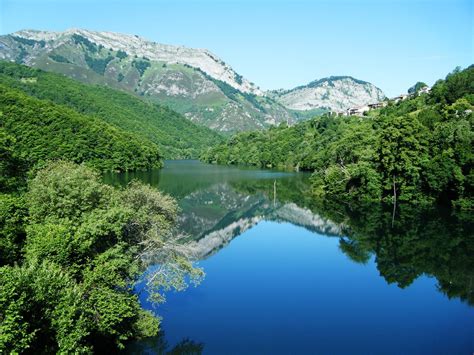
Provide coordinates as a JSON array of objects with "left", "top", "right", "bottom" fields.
[
  {"left": 1, "top": 28, "right": 385, "bottom": 130},
  {"left": 10, "top": 28, "right": 262, "bottom": 95},
  {"left": 271, "top": 75, "right": 385, "bottom": 112}
]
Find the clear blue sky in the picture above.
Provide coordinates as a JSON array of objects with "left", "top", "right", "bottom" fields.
[{"left": 1, "top": 0, "right": 472, "bottom": 96}]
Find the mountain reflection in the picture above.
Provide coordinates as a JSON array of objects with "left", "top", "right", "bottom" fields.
[
  {"left": 105, "top": 161, "right": 474, "bottom": 306},
  {"left": 177, "top": 181, "right": 342, "bottom": 260}
]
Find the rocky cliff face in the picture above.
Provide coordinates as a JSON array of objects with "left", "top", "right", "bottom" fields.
[
  {"left": 272, "top": 76, "right": 385, "bottom": 113},
  {"left": 12, "top": 29, "right": 261, "bottom": 94},
  {"left": 0, "top": 29, "right": 293, "bottom": 133}
]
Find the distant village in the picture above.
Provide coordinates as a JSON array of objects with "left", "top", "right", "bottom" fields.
[{"left": 331, "top": 85, "right": 432, "bottom": 117}]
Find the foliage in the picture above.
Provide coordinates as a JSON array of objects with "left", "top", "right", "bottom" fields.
[
  {"left": 0, "top": 128, "right": 27, "bottom": 192},
  {"left": 0, "top": 194, "right": 27, "bottom": 266},
  {"left": 0, "top": 61, "right": 223, "bottom": 159},
  {"left": 202, "top": 66, "right": 474, "bottom": 207},
  {"left": 12, "top": 36, "right": 45, "bottom": 47},
  {"left": 0, "top": 161, "right": 201, "bottom": 353},
  {"left": 116, "top": 50, "right": 128, "bottom": 60},
  {"left": 0, "top": 83, "right": 162, "bottom": 171},
  {"left": 15, "top": 45, "right": 28, "bottom": 64},
  {"left": 132, "top": 58, "right": 151, "bottom": 76},
  {"left": 84, "top": 54, "right": 114, "bottom": 75},
  {"left": 49, "top": 53, "right": 71, "bottom": 63},
  {"left": 408, "top": 81, "right": 427, "bottom": 94},
  {"left": 72, "top": 34, "right": 98, "bottom": 53}
]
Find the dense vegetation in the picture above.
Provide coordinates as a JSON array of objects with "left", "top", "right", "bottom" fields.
[
  {"left": 72, "top": 34, "right": 98, "bottom": 53},
  {"left": 49, "top": 53, "right": 71, "bottom": 63},
  {"left": 84, "top": 53, "right": 115, "bottom": 75},
  {"left": 0, "top": 61, "right": 209, "bottom": 353},
  {"left": 0, "top": 61, "right": 223, "bottom": 159},
  {"left": 202, "top": 66, "right": 474, "bottom": 208},
  {"left": 132, "top": 58, "right": 151, "bottom": 76},
  {"left": 0, "top": 84, "right": 161, "bottom": 171},
  {"left": 12, "top": 35, "right": 46, "bottom": 48},
  {"left": 0, "top": 160, "right": 202, "bottom": 353}
]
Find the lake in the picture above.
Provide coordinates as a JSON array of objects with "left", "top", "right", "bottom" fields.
[{"left": 106, "top": 160, "right": 474, "bottom": 354}]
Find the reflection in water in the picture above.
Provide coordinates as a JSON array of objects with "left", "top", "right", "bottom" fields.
[
  {"left": 106, "top": 161, "right": 474, "bottom": 305},
  {"left": 318, "top": 202, "right": 474, "bottom": 306},
  {"left": 106, "top": 161, "right": 341, "bottom": 260},
  {"left": 108, "top": 160, "right": 473, "bottom": 353},
  {"left": 125, "top": 331, "right": 204, "bottom": 355}
]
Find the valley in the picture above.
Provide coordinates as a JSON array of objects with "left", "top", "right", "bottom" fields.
[{"left": 0, "top": 9, "right": 472, "bottom": 353}]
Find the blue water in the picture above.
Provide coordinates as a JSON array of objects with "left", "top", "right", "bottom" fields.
[{"left": 111, "top": 161, "right": 474, "bottom": 354}]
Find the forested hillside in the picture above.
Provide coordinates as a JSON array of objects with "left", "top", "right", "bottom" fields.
[
  {"left": 202, "top": 66, "right": 474, "bottom": 208},
  {"left": 0, "top": 62, "right": 223, "bottom": 159},
  {"left": 0, "top": 60, "right": 211, "bottom": 351},
  {"left": 0, "top": 84, "right": 161, "bottom": 171}
]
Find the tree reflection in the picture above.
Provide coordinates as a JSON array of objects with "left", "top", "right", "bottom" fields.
[
  {"left": 316, "top": 201, "right": 474, "bottom": 306},
  {"left": 124, "top": 331, "right": 204, "bottom": 355}
]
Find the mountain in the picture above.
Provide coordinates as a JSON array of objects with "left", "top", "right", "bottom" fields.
[
  {"left": 0, "top": 29, "right": 294, "bottom": 133},
  {"left": 0, "top": 29, "right": 388, "bottom": 131},
  {"left": 0, "top": 61, "right": 223, "bottom": 159},
  {"left": 271, "top": 76, "right": 385, "bottom": 114}
]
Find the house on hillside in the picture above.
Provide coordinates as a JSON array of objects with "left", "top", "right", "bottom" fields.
[
  {"left": 328, "top": 110, "right": 345, "bottom": 116},
  {"left": 418, "top": 86, "right": 431, "bottom": 94},
  {"left": 368, "top": 102, "right": 387, "bottom": 109},
  {"left": 346, "top": 105, "right": 370, "bottom": 116},
  {"left": 392, "top": 94, "right": 409, "bottom": 103}
]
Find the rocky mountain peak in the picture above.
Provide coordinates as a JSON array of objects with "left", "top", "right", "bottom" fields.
[
  {"left": 273, "top": 75, "right": 385, "bottom": 112},
  {"left": 12, "top": 28, "right": 262, "bottom": 95}
]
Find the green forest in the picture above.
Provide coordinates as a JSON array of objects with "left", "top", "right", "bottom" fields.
[
  {"left": 0, "top": 62, "right": 223, "bottom": 160},
  {"left": 0, "top": 84, "right": 162, "bottom": 172},
  {"left": 202, "top": 66, "right": 474, "bottom": 208},
  {"left": 0, "top": 62, "right": 210, "bottom": 353},
  {"left": 0, "top": 161, "right": 204, "bottom": 352}
]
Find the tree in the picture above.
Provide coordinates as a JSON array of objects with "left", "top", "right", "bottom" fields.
[
  {"left": 408, "top": 81, "right": 427, "bottom": 95},
  {"left": 0, "top": 161, "right": 202, "bottom": 353},
  {"left": 376, "top": 115, "right": 429, "bottom": 203}
]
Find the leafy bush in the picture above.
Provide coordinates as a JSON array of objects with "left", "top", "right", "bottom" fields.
[{"left": 0, "top": 161, "right": 201, "bottom": 353}]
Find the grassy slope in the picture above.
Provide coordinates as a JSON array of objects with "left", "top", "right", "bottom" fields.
[{"left": 10, "top": 35, "right": 293, "bottom": 133}]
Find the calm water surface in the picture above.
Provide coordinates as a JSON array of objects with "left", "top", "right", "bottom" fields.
[{"left": 106, "top": 160, "right": 474, "bottom": 354}]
